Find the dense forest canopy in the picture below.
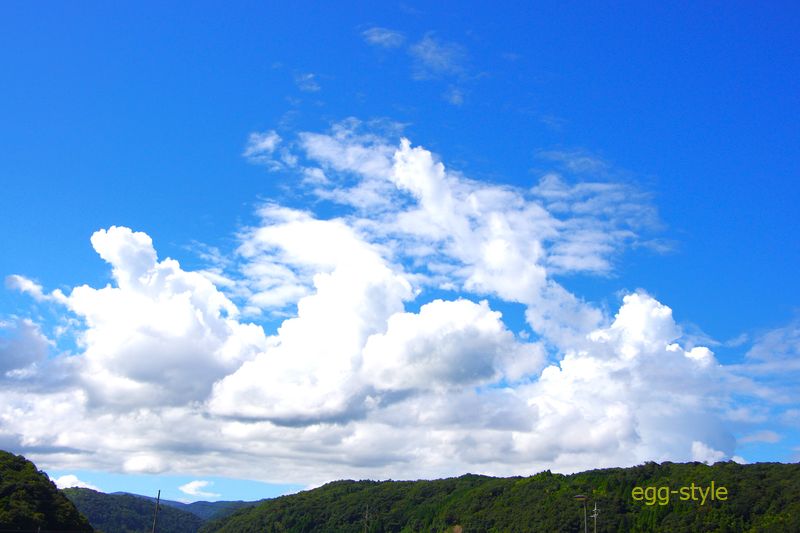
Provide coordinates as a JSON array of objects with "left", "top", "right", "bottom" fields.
[
  {"left": 3, "top": 450, "right": 799, "bottom": 532},
  {"left": 118, "top": 493, "right": 256, "bottom": 522},
  {"left": 0, "top": 450, "right": 93, "bottom": 532},
  {"left": 202, "top": 461, "right": 800, "bottom": 533},
  {"left": 63, "top": 488, "right": 203, "bottom": 533},
  {"left": 63, "top": 488, "right": 256, "bottom": 533}
]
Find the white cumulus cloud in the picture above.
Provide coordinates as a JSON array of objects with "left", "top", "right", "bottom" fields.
[
  {"left": 179, "top": 480, "right": 221, "bottom": 499},
  {"left": 210, "top": 208, "right": 414, "bottom": 423},
  {"left": 53, "top": 474, "right": 101, "bottom": 491},
  {"left": 2, "top": 122, "right": 791, "bottom": 486},
  {"left": 0, "top": 318, "right": 51, "bottom": 377},
  {"left": 63, "top": 226, "right": 268, "bottom": 408},
  {"left": 362, "top": 299, "right": 544, "bottom": 391},
  {"left": 691, "top": 441, "right": 727, "bottom": 464}
]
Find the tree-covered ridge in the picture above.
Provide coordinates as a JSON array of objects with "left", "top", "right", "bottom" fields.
[
  {"left": 0, "top": 450, "right": 93, "bottom": 532},
  {"left": 63, "top": 488, "right": 204, "bottom": 533},
  {"left": 179, "top": 500, "right": 256, "bottom": 521},
  {"left": 201, "top": 461, "right": 800, "bottom": 533},
  {"left": 114, "top": 492, "right": 257, "bottom": 521}
]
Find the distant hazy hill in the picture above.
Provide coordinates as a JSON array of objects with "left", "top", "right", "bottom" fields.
[
  {"left": 113, "top": 491, "right": 257, "bottom": 521},
  {"left": 0, "top": 450, "right": 93, "bottom": 531},
  {"left": 64, "top": 488, "right": 204, "bottom": 533},
  {"left": 202, "top": 461, "right": 800, "bottom": 532}
]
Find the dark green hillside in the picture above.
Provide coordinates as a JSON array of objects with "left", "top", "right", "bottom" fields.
[
  {"left": 183, "top": 500, "right": 256, "bottom": 521},
  {"left": 201, "top": 461, "right": 800, "bottom": 533},
  {"left": 0, "top": 450, "right": 93, "bottom": 531},
  {"left": 115, "top": 492, "right": 257, "bottom": 521},
  {"left": 63, "top": 488, "right": 204, "bottom": 533}
]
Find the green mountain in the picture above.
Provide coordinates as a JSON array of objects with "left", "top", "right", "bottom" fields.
[
  {"left": 0, "top": 450, "right": 93, "bottom": 531},
  {"left": 63, "top": 488, "right": 204, "bottom": 533},
  {"left": 114, "top": 492, "right": 257, "bottom": 521},
  {"left": 5, "top": 448, "right": 798, "bottom": 532},
  {"left": 181, "top": 500, "right": 257, "bottom": 521},
  {"left": 201, "top": 461, "right": 800, "bottom": 533}
]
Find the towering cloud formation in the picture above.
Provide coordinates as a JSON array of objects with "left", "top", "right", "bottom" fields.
[
  {"left": 63, "top": 226, "right": 268, "bottom": 408},
  {"left": 2, "top": 122, "right": 790, "bottom": 484}
]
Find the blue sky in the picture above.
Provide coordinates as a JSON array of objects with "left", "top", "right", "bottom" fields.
[{"left": 1, "top": 2, "right": 798, "bottom": 502}]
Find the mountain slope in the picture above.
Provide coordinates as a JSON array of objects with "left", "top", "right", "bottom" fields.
[
  {"left": 0, "top": 450, "right": 93, "bottom": 531},
  {"left": 183, "top": 500, "right": 257, "bottom": 521},
  {"left": 115, "top": 491, "right": 257, "bottom": 521},
  {"left": 201, "top": 461, "right": 800, "bottom": 532},
  {"left": 64, "top": 488, "right": 203, "bottom": 533}
]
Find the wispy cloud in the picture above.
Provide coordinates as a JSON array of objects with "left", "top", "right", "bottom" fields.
[
  {"left": 409, "top": 34, "right": 467, "bottom": 80},
  {"left": 444, "top": 86, "right": 464, "bottom": 105},
  {"left": 746, "top": 319, "right": 800, "bottom": 362},
  {"left": 362, "top": 27, "right": 405, "bottom": 48},
  {"left": 6, "top": 274, "right": 66, "bottom": 303},
  {"left": 294, "top": 72, "right": 320, "bottom": 92},
  {"left": 243, "top": 131, "right": 281, "bottom": 160},
  {"left": 242, "top": 130, "right": 299, "bottom": 172},
  {"left": 537, "top": 149, "right": 611, "bottom": 175},
  {"left": 740, "top": 430, "right": 781, "bottom": 444},
  {"left": 361, "top": 29, "right": 470, "bottom": 105}
]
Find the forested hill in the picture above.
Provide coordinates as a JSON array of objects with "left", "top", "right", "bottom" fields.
[
  {"left": 0, "top": 450, "right": 93, "bottom": 532},
  {"left": 63, "top": 488, "right": 204, "bottom": 533},
  {"left": 3, "top": 450, "right": 799, "bottom": 532},
  {"left": 201, "top": 461, "right": 800, "bottom": 533},
  {"left": 112, "top": 491, "right": 256, "bottom": 521}
]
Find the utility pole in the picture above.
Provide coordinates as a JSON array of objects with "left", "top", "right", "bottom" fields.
[
  {"left": 151, "top": 489, "right": 161, "bottom": 533},
  {"left": 363, "top": 503, "right": 369, "bottom": 533},
  {"left": 574, "top": 495, "right": 588, "bottom": 533},
  {"left": 590, "top": 502, "right": 598, "bottom": 533}
]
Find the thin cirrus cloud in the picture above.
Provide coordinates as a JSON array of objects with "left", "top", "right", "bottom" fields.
[
  {"left": 242, "top": 130, "right": 299, "bottom": 172},
  {"left": 294, "top": 72, "right": 321, "bottom": 92},
  {"left": 362, "top": 27, "right": 405, "bottom": 48},
  {"left": 362, "top": 27, "right": 469, "bottom": 104},
  {"left": 444, "top": 86, "right": 465, "bottom": 106},
  {"left": 243, "top": 130, "right": 281, "bottom": 160},
  {"left": 536, "top": 149, "right": 612, "bottom": 175},
  {"left": 2, "top": 120, "right": 797, "bottom": 485},
  {"left": 408, "top": 34, "right": 468, "bottom": 80}
]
